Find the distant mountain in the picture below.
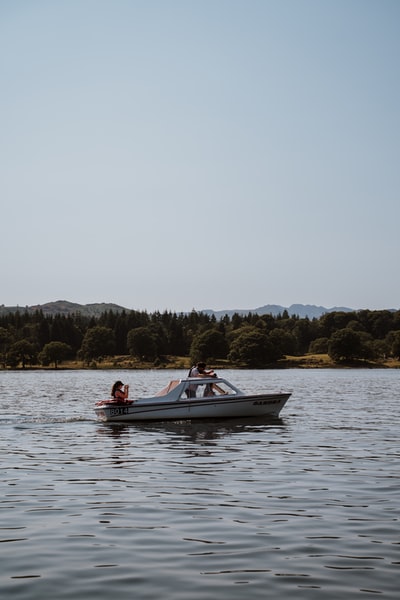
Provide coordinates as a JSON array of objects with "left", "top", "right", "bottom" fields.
[
  {"left": 0, "top": 300, "right": 127, "bottom": 317},
  {"left": 0, "top": 300, "right": 356, "bottom": 319},
  {"left": 202, "top": 304, "right": 355, "bottom": 319}
]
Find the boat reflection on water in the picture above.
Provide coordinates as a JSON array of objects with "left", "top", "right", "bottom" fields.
[{"left": 96, "top": 414, "right": 287, "bottom": 445}]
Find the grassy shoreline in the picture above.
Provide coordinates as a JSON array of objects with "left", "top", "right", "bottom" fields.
[{"left": 3, "top": 354, "right": 399, "bottom": 370}]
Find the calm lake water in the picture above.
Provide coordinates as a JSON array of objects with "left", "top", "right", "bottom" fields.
[{"left": 1, "top": 369, "right": 399, "bottom": 599}]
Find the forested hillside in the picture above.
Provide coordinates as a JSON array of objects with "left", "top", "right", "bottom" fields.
[{"left": 1, "top": 307, "right": 400, "bottom": 369}]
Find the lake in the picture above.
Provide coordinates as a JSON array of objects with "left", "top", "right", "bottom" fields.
[{"left": 1, "top": 368, "right": 399, "bottom": 599}]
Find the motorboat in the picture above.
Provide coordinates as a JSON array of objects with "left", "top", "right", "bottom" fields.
[{"left": 94, "top": 376, "right": 291, "bottom": 422}]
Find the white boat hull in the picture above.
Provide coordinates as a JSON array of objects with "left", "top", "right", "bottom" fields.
[{"left": 94, "top": 393, "right": 290, "bottom": 423}]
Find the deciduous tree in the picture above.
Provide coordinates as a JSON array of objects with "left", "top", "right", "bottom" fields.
[
  {"left": 190, "top": 329, "right": 228, "bottom": 363},
  {"left": 79, "top": 326, "right": 115, "bottom": 362},
  {"left": 7, "top": 340, "right": 38, "bottom": 368},
  {"left": 328, "top": 329, "right": 362, "bottom": 362},
  {"left": 228, "top": 328, "right": 280, "bottom": 368},
  {"left": 39, "top": 341, "right": 73, "bottom": 368},
  {"left": 127, "top": 327, "right": 157, "bottom": 361}
]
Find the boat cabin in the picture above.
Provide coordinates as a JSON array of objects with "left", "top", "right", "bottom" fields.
[{"left": 154, "top": 377, "right": 239, "bottom": 400}]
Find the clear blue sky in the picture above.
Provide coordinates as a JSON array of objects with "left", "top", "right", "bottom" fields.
[{"left": 1, "top": 0, "right": 399, "bottom": 312}]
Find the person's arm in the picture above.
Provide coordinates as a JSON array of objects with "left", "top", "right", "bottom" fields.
[{"left": 116, "top": 385, "right": 129, "bottom": 400}]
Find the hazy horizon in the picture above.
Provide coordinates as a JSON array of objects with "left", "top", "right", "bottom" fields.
[{"left": 2, "top": 1, "right": 399, "bottom": 313}]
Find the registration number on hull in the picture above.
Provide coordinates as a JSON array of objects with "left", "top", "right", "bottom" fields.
[
  {"left": 109, "top": 406, "right": 131, "bottom": 416},
  {"left": 253, "top": 399, "right": 280, "bottom": 405}
]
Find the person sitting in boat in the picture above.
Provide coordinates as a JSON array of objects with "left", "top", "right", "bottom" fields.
[
  {"left": 187, "top": 362, "right": 216, "bottom": 397},
  {"left": 111, "top": 380, "right": 130, "bottom": 403}
]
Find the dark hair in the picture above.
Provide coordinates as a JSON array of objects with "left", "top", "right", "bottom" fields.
[
  {"left": 197, "top": 362, "right": 206, "bottom": 369},
  {"left": 111, "top": 380, "right": 124, "bottom": 397}
]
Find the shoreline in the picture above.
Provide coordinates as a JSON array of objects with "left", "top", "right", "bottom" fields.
[{"left": 1, "top": 354, "right": 399, "bottom": 371}]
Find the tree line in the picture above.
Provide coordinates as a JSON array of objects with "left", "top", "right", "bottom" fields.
[{"left": 0, "top": 307, "right": 400, "bottom": 369}]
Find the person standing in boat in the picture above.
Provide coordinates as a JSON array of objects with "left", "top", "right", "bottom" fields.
[{"left": 111, "top": 380, "right": 130, "bottom": 403}]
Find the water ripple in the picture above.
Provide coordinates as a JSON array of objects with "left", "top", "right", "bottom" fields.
[{"left": 1, "top": 369, "right": 399, "bottom": 599}]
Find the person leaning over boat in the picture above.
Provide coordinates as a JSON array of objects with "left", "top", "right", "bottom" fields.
[
  {"left": 111, "top": 380, "right": 130, "bottom": 403},
  {"left": 189, "top": 362, "right": 216, "bottom": 378},
  {"left": 187, "top": 362, "right": 216, "bottom": 397}
]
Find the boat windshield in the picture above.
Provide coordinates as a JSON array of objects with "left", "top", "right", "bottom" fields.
[
  {"left": 180, "top": 379, "right": 237, "bottom": 399},
  {"left": 154, "top": 380, "right": 181, "bottom": 397}
]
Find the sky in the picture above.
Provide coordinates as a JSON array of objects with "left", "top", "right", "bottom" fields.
[{"left": 1, "top": 0, "right": 399, "bottom": 313}]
